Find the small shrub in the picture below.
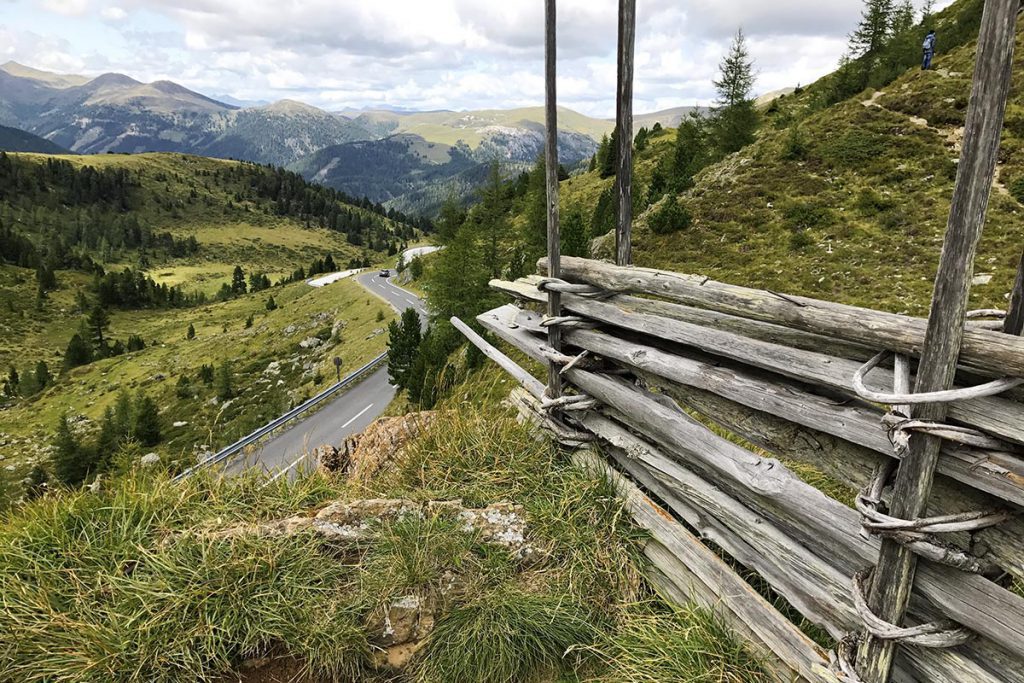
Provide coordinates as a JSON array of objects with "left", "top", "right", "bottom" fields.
[
  {"left": 648, "top": 197, "right": 693, "bottom": 235},
  {"left": 789, "top": 229, "right": 814, "bottom": 251},
  {"left": 781, "top": 200, "right": 833, "bottom": 231},
  {"left": 781, "top": 125, "right": 809, "bottom": 161},
  {"left": 1009, "top": 177, "right": 1024, "bottom": 204}
]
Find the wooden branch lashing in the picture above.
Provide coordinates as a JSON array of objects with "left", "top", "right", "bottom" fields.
[
  {"left": 614, "top": 0, "right": 635, "bottom": 266},
  {"left": 544, "top": 0, "right": 562, "bottom": 401},
  {"left": 856, "top": 1, "right": 1020, "bottom": 681}
]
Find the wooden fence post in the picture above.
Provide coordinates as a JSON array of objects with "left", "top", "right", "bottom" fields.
[
  {"left": 544, "top": 0, "right": 562, "bottom": 399},
  {"left": 615, "top": 0, "right": 635, "bottom": 266},
  {"left": 856, "top": 1, "right": 1020, "bottom": 680}
]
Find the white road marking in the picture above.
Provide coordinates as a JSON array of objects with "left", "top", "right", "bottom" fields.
[{"left": 266, "top": 402, "right": 376, "bottom": 483}]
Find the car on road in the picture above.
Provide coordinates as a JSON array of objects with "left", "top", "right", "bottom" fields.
[{"left": 379, "top": 269, "right": 390, "bottom": 277}]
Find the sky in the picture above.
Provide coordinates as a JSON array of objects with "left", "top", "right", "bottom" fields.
[{"left": 0, "top": 0, "right": 954, "bottom": 116}]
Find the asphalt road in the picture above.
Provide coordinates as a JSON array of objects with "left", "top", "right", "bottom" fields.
[{"left": 224, "top": 270, "right": 427, "bottom": 479}]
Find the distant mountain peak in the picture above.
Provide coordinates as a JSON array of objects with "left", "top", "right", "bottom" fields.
[
  {"left": 258, "top": 99, "right": 330, "bottom": 116},
  {"left": 0, "top": 61, "right": 91, "bottom": 88}
]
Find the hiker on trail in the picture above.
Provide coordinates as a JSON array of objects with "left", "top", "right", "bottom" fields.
[{"left": 922, "top": 29, "right": 936, "bottom": 70}]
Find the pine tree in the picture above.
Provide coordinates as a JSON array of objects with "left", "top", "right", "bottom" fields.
[
  {"left": 266, "top": 296, "right": 277, "bottom": 311},
  {"left": 52, "top": 413, "right": 93, "bottom": 486},
  {"left": 96, "top": 406, "right": 120, "bottom": 465},
  {"left": 387, "top": 307, "right": 423, "bottom": 389},
  {"left": 132, "top": 392, "right": 161, "bottom": 447},
  {"left": 890, "top": 0, "right": 915, "bottom": 35},
  {"left": 63, "top": 333, "right": 93, "bottom": 370},
  {"left": 87, "top": 303, "right": 110, "bottom": 348},
  {"left": 215, "top": 363, "right": 234, "bottom": 400},
  {"left": 231, "top": 265, "right": 247, "bottom": 294},
  {"left": 673, "top": 114, "right": 709, "bottom": 190},
  {"left": 712, "top": 29, "right": 758, "bottom": 154},
  {"left": 34, "top": 361, "right": 51, "bottom": 390},
  {"left": 436, "top": 196, "right": 467, "bottom": 245},
  {"left": 186, "top": 323, "right": 195, "bottom": 340},
  {"left": 849, "top": 0, "right": 895, "bottom": 84},
  {"left": 561, "top": 209, "right": 589, "bottom": 258},
  {"left": 600, "top": 128, "right": 619, "bottom": 179},
  {"left": 245, "top": 313, "right": 254, "bottom": 328}
]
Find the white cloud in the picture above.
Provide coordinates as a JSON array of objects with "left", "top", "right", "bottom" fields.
[
  {"left": 101, "top": 6, "right": 128, "bottom": 22},
  {"left": 4, "top": 0, "right": 962, "bottom": 116}
]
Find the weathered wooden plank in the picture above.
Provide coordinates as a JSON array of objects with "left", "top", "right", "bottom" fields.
[
  {"left": 614, "top": 0, "right": 635, "bottom": 266},
  {"left": 573, "top": 448, "right": 840, "bottom": 683},
  {"left": 479, "top": 303, "right": 1024, "bottom": 507},
  {"left": 549, "top": 292, "right": 1024, "bottom": 448},
  {"left": 543, "top": 0, "right": 562, "bottom": 401},
  {"left": 539, "top": 255, "right": 1024, "bottom": 379},
  {"left": 859, "top": 1, "right": 1020, "bottom": 677},
  {"left": 585, "top": 415, "right": 1014, "bottom": 683},
  {"left": 450, "top": 316, "right": 544, "bottom": 399},
  {"left": 665, "top": 383, "right": 1024, "bottom": 583},
  {"left": 562, "top": 368, "right": 1024, "bottom": 657}
]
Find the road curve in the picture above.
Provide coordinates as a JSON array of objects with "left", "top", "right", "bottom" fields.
[{"left": 224, "top": 270, "right": 427, "bottom": 479}]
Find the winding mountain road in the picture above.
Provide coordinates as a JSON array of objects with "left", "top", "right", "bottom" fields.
[{"left": 224, "top": 270, "right": 427, "bottom": 479}]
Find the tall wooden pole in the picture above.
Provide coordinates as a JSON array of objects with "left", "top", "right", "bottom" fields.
[
  {"left": 856, "top": 1, "right": 1019, "bottom": 680},
  {"left": 544, "top": 0, "right": 562, "bottom": 399},
  {"left": 614, "top": 0, "right": 635, "bottom": 266}
]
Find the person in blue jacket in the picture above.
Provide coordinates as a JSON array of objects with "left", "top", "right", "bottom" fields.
[{"left": 922, "top": 30, "right": 936, "bottom": 70}]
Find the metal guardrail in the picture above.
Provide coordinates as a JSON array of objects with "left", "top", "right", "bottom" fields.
[{"left": 174, "top": 352, "right": 387, "bottom": 481}]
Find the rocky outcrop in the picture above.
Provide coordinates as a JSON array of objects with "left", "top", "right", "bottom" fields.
[{"left": 319, "top": 411, "right": 436, "bottom": 482}]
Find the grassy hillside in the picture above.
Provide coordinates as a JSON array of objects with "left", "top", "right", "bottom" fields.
[
  {"left": 558, "top": 1, "right": 1022, "bottom": 317},
  {"left": 0, "top": 152, "right": 418, "bottom": 498},
  {"left": 0, "top": 364, "right": 769, "bottom": 683}
]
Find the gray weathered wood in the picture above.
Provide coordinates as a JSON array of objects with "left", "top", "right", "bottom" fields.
[
  {"left": 1005, "top": 250, "right": 1024, "bottom": 335},
  {"left": 450, "top": 316, "right": 544, "bottom": 399},
  {"left": 573, "top": 448, "right": 841, "bottom": 683},
  {"left": 615, "top": 0, "right": 635, "bottom": 266},
  {"left": 583, "top": 413, "right": 1014, "bottom": 683},
  {"left": 478, "top": 303, "right": 1024, "bottom": 508},
  {"left": 539, "top": 255, "right": 1024, "bottom": 379},
  {"left": 859, "top": 2, "right": 1020, "bottom": 678},
  {"left": 489, "top": 319, "right": 1024, "bottom": 679},
  {"left": 495, "top": 280, "right": 1024, "bottom": 447},
  {"left": 563, "top": 368, "right": 1024, "bottom": 658},
  {"left": 543, "top": 0, "right": 562, "bottom": 401}
]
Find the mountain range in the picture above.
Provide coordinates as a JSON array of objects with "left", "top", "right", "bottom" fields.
[{"left": 0, "top": 61, "right": 695, "bottom": 213}]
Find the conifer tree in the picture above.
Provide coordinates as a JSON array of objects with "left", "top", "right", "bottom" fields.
[
  {"left": 52, "top": 413, "right": 93, "bottom": 486},
  {"left": 849, "top": 0, "right": 895, "bottom": 85},
  {"left": 561, "top": 209, "right": 589, "bottom": 258},
  {"left": 712, "top": 29, "right": 758, "bottom": 154},
  {"left": 599, "top": 128, "right": 619, "bottom": 179},
  {"left": 186, "top": 323, "right": 195, "bottom": 340},
  {"left": 87, "top": 303, "right": 110, "bottom": 348},
  {"left": 266, "top": 296, "right": 277, "bottom": 311},
  {"left": 34, "top": 361, "right": 51, "bottom": 390},
  {"left": 215, "top": 363, "right": 234, "bottom": 400},
  {"left": 436, "top": 196, "right": 467, "bottom": 245},
  {"left": 63, "top": 333, "right": 92, "bottom": 370},
  {"left": 132, "top": 392, "right": 161, "bottom": 447},
  {"left": 387, "top": 307, "right": 422, "bottom": 389},
  {"left": 231, "top": 265, "right": 247, "bottom": 294}
]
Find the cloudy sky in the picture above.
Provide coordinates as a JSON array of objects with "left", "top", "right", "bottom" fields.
[{"left": 1, "top": 0, "right": 953, "bottom": 116}]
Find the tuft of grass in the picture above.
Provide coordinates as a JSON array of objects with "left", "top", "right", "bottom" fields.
[
  {"left": 584, "top": 602, "right": 771, "bottom": 683},
  {"left": 414, "top": 588, "right": 599, "bottom": 683},
  {"left": 0, "top": 472, "right": 371, "bottom": 683}
]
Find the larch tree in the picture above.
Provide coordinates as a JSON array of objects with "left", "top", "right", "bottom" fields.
[{"left": 712, "top": 29, "right": 758, "bottom": 154}]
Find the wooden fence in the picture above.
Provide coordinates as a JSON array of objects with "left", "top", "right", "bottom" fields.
[
  {"left": 454, "top": 0, "right": 1023, "bottom": 680},
  {"left": 453, "top": 257, "right": 1024, "bottom": 682}
]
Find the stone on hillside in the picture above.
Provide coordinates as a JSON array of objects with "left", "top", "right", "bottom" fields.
[
  {"left": 972, "top": 273, "right": 992, "bottom": 286},
  {"left": 299, "top": 336, "right": 322, "bottom": 349},
  {"left": 173, "top": 421, "right": 188, "bottom": 428},
  {"left": 283, "top": 324, "right": 297, "bottom": 336},
  {"left": 264, "top": 361, "right": 281, "bottom": 376},
  {"left": 325, "top": 412, "right": 436, "bottom": 481}
]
